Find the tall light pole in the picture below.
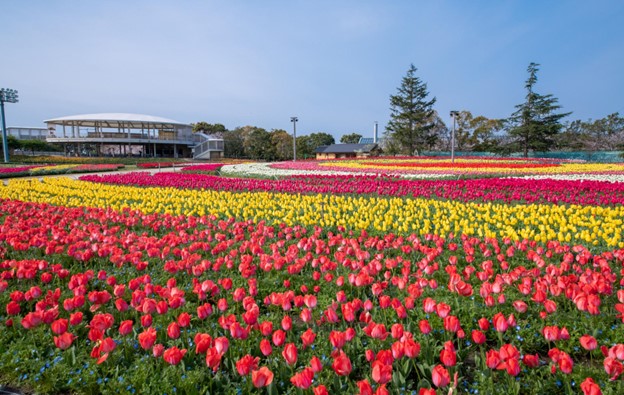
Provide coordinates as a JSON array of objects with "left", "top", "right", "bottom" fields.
[
  {"left": 450, "top": 110, "right": 459, "bottom": 164},
  {"left": 0, "top": 88, "right": 19, "bottom": 163},
  {"left": 290, "top": 116, "right": 298, "bottom": 161}
]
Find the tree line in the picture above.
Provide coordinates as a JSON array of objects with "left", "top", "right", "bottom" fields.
[
  {"left": 384, "top": 63, "right": 624, "bottom": 157},
  {"left": 192, "top": 123, "right": 340, "bottom": 160},
  {"left": 193, "top": 62, "right": 622, "bottom": 160},
  {"left": 0, "top": 135, "right": 61, "bottom": 155}
]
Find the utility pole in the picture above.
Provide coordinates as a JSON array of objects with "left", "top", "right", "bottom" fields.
[
  {"left": 450, "top": 110, "right": 459, "bottom": 163},
  {"left": 290, "top": 116, "right": 298, "bottom": 161}
]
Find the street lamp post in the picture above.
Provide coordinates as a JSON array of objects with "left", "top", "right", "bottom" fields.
[
  {"left": 450, "top": 110, "right": 459, "bottom": 164},
  {"left": 0, "top": 88, "right": 19, "bottom": 163},
  {"left": 290, "top": 116, "right": 298, "bottom": 161}
]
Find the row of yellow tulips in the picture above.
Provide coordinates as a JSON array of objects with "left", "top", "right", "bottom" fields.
[{"left": 1, "top": 177, "right": 623, "bottom": 248}]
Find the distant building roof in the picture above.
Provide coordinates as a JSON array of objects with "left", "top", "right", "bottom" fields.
[
  {"left": 44, "top": 113, "right": 189, "bottom": 128},
  {"left": 316, "top": 143, "right": 379, "bottom": 154},
  {"left": 358, "top": 137, "right": 386, "bottom": 144}
]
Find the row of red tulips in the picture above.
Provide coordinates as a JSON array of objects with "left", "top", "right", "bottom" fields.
[{"left": 79, "top": 172, "right": 624, "bottom": 206}]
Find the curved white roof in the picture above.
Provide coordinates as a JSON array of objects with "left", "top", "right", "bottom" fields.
[{"left": 45, "top": 113, "right": 189, "bottom": 127}]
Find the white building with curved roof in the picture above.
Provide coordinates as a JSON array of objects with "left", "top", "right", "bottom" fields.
[{"left": 45, "top": 113, "right": 223, "bottom": 159}]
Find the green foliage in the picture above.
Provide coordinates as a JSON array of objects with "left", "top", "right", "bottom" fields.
[
  {"left": 223, "top": 129, "right": 246, "bottom": 158},
  {"left": 506, "top": 63, "right": 571, "bottom": 157},
  {"left": 243, "top": 127, "right": 275, "bottom": 160},
  {"left": 340, "top": 133, "right": 362, "bottom": 144},
  {"left": 307, "top": 132, "right": 335, "bottom": 151},
  {"left": 385, "top": 64, "right": 437, "bottom": 155},
  {"left": 1, "top": 135, "right": 22, "bottom": 151},
  {"left": 192, "top": 122, "right": 227, "bottom": 135},
  {"left": 270, "top": 129, "right": 294, "bottom": 161},
  {"left": 19, "top": 139, "right": 50, "bottom": 154},
  {"left": 296, "top": 135, "right": 314, "bottom": 159},
  {"left": 558, "top": 112, "right": 624, "bottom": 152}
]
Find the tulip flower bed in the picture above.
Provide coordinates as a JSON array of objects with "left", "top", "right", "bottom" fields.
[
  {"left": 1, "top": 199, "right": 624, "bottom": 395},
  {"left": 180, "top": 164, "right": 225, "bottom": 173},
  {"left": 269, "top": 158, "right": 624, "bottom": 177},
  {"left": 80, "top": 172, "right": 624, "bottom": 207},
  {"left": 0, "top": 164, "right": 123, "bottom": 179},
  {"left": 136, "top": 162, "right": 191, "bottom": 169},
  {"left": 2, "top": 177, "right": 624, "bottom": 248},
  {"left": 30, "top": 164, "right": 125, "bottom": 174},
  {"left": 0, "top": 165, "right": 46, "bottom": 178}
]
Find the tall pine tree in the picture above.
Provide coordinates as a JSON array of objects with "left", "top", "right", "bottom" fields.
[
  {"left": 385, "top": 64, "right": 437, "bottom": 155},
  {"left": 507, "top": 62, "right": 570, "bottom": 157}
]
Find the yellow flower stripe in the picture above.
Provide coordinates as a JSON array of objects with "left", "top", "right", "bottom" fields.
[
  {"left": 318, "top": 159, "right": 624, "bottom": 174},
  {"left": 29, "top": 164, "right": 79, "bottom": 173},
  {"left": 1, "top": 177, "right": 623, "bottom": 248}
]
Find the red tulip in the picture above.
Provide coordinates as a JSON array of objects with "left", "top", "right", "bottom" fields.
[
  {"left": 195, "top": 333, "right": 213, "bottom": 354},
  {"left": 290, "top": 367, "right": 314, "bottom": 389},
  {"left": 419, "top": 319, "right": 432, "bottom": 334},
  {"left": 332, "top": 350, "right": 352, "bottom": 376},
  {"left": 236, "top": 354, "right": 260, "bottom": 376},
  {"left": 391, "top": 323, "right": 404, "bottom": 339},
  {"left": 486, "top": 349, "right": 501, "bottom": 369},
  {"left": 153, "top": 344, "right": 164, "bottom": 357},
  {"left": 282, "top": 343, "right": 298, "bottom": 365},
  {"left": 542, "top": 326, "right": 560, "bottom": 342},
  {"left": 580, "top": 335, "right": 597, "bottom": 351},
  {"left": 177, "top": 312, "right": 191, "bottom": 327},
  {"left": 439, "top": 341, "right": 455, "bottom": 365},
  {"left": 329, "top": 330, "right": 346, "bottom": 349},
  {"left": 205, "top": 347, "right": 222, "bottom": 371},
  {"left": 492, "top": 313, "right": 508, "bottom": 332},
  {"left": 51, "top": 318, "right": 68, "bottom": 335},
  {"left": 119, "top": 320, "right": 133, "bottom": 336},
  {"left": 313, "top": 385, "right": 328, "bottom": 395},
  {"left": 522, "top": 354, "right": 540, "bottom": 368},
  {"left": 53, "top": 332, "right": 76, "bottom": 350},
  {"left": 281, "top": 315, "right": 292, "bottom": 331},
  {"left": 310, "top": 355, "right": 323, "bottom": 373},
  {"left": 272, "top": 329, "right": 286, "bottom": 346},
  {"left": 478, "top": 317, "right": 489, "bottom": 331},
  {"left": 443, "top": 315, "right": 460, "bottom": 333},
  {"left": 5, "top": 301, "right": 20, "bottom": 316},
  {"left": 140, "top": 314, "right": 153, "bottom": 328},
  {"left": 372, "top": 360, "right": 392, "bottom": 384},
  {"left": 431, "top": 365, "right": 450, "bottom": 387},
  {"left": 435, "top": 302, "right": 450, "bottom": 318},
  {"left": 163, "top": 346, "right": 186, "bottom": 365},
  {"left": 356, "top": 379, "right": 373, "bottom": 395},
  {"left": 167, "top": 322, "right": 180, "bottom": 339},
  {"left": 260, "top": 338, "right": 273, "bottom": 356},
  {"left": 67, "top": 312, "right": 82, "bottom": 326},
  {"left": 580, "top": 377, "right": 602, "bottom": 395},
  {"left": 214, "top": 337, "right": 229, "bottom": 354},
  {"left": 418, "top": 389, "right": 437, "bottom": 395},
  {"left": 471, "top": 329, "right": 486, "bottom": 345},
  {"left": 301, "top": 328, "right": 316, "bottom": 348},
  {"left": 404, "top": 338, "right": 421, "bottom": 358},
  {"left": 138, "top": 327, "right": 157, "bottom": 350},
  {"left": 251, "top": 366, "right": 274, "bottom": 388}
]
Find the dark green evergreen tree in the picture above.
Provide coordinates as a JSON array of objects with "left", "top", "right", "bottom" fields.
[
  {"left": 385, "top": 64, "right": 436, "bottom": 155},
  {"left": 507, "top": 62, "right": 570, "bottom": 157}
]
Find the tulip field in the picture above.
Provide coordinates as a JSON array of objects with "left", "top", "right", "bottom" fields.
[{"left": 2, "top": 157, "right": 624, "bottom": 394}]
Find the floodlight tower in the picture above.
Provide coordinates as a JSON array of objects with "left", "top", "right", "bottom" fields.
[
  {"left": 290, "top": 116, "right": 298, "bottom": 161},
  {"left": 0, "top": 88, "right": 19, "bottom": 163}
]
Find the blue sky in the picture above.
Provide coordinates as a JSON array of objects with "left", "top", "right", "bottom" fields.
[{"left": 2, "top": 1, "right": 623, "bottom": 139}]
